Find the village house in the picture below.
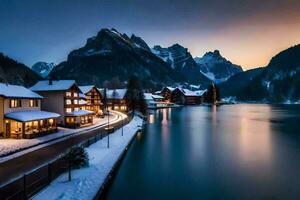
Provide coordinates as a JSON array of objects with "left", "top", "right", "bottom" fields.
[
  {"left": 160, "top": 87, "right": 175, "bottom": 102},
  {"left": 79, "top": 85, "right": 103, "bottom": 117},
  {"left": 30, "top": 80, "right": 94, "bottom": 128},
  {"left": 144, "top": 93, "right": 156, "bottom": 108},
  {"left": 171, "top": 88, "right": 202, "bottom": 105},
  {"left": 144, "top": 93, "right": 167, "bottom": 109},
  {"left": 0, "top": 83, "right": 60, "bottom": 139},
  {"left": 106, "top": 89, "right": 128, "bottom": 112}
]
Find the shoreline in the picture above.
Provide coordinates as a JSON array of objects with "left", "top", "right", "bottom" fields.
[
  {"left": 93, "top": 128, "right": 142, "bottom": 200},
  {"left": 32, "top": 115, "right": 144, "bottom": 200}
]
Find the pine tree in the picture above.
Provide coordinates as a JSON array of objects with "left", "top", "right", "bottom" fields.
[
  {"left": 67, "top": 146, "right": 89, "bottom": 169},
  {"left": 126, "top": 75, "right": 147, "bottom": 115},
  {"left": 206, "top": 83, "right": 220, "bottom": 104}
]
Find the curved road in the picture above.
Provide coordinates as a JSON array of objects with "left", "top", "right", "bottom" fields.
[{"left": 0, "top": 111, "right": 129, "bottom": 186}]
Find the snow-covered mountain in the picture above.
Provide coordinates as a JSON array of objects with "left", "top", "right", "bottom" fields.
[
  {"left": 31, "top": 62, "right": 55, "bottom": 78},
  {"left": 49, "top": 28, "right": 188, "bottom": 89},
  {"left": 194, "top": 50, "right": 243, "bottom": 83},
  {"left": 151, "top": 44, "right": 211, "bottom": 86},
  {"left": 151, "top": 44, "right": 196, "bottom": 70}
]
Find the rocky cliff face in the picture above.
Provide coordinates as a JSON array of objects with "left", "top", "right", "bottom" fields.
[
  {"left": 49, "top": 29, "right": 187, "bottom": 89},
  {"left": 151, "top": 44, "right": 211, "bottom": 86},
  {"left": 195, "top": 50, "right": 243, "bottom": 83},
  {"left": 0, "top": 53, "right": 41, "bottom": 87}
]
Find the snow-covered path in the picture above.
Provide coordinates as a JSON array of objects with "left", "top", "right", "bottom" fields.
[{"left": 32, "top": 116, "right": 143, "bottom": 200}]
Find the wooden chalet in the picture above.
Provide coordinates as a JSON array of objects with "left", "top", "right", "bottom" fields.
[
  {"left": 79, "top": 85, "right": 103, "bottom": 117},
  {"left": 31, "top": 80, "right": 94, "bottom": 128}
]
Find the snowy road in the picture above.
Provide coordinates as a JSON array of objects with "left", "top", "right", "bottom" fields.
[{"left": 0, "top": 111, "right": 129, "bottom": 186}]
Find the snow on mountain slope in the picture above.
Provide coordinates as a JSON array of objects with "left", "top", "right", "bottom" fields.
[
  {"left": 151, "top": 44, "right": 211, "bottom": 86},
  {"left": 195, "top": 50, "right": 243, "bottom": 83},
  {"left": 31, "top": 62, "right": 55, "bottom": 78}
]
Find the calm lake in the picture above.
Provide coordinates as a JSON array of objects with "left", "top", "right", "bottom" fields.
[{"left": 102, "top": 104, "right": 300, "bottom": 200}]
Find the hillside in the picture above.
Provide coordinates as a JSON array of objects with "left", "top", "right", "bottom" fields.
[{"left": 0, "top": 53, "right": 41, "bottom": 87}]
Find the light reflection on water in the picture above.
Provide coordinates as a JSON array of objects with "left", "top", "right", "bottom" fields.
[{"left": 103, "top": 104, "right": 300, "bottom": 200}]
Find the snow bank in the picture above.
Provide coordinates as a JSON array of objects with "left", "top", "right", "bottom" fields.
[{"left": 33, "top": 116, "right": 143, "bottom": 200}]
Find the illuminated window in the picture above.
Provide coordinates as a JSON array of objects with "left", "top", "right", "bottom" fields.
[
  {"left": 73, "top": 93, "right": 78, "bottom": 97},
  {"left": 66, "top": 108, "right": 72, "bottom": 113},
  {"left": 29, "top": 99, "right": 39, "bottom": 107},
  {"left": 48, "top": 119, "right": 54, "bottom": 125},
  {"left": 74, "top": 107, "right": 79, "bottom": 111},
  {"left": 66, "top": 117, "right": 75, "bottom": 123},
  {"left": 66, "top": 99, "right": 72, "bottom": 105},
  {"left": 10, "top": 99, "right": 21, "bottom": 108},
  {"left": 74, "top": 99, "right": 78, "bottom": 104},
  {"left": 66, "top": 92, "right": 72, "bottom": 97}
]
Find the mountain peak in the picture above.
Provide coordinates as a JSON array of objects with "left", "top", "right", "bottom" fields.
[
  {"left": 195, "top": 50, "right": 243, "bottom": 83},
  {"left": 31, "top": 62, "right": 55, "bottom": 78},
  {"left": 130, "top": 34, "right": 151, "bottom": 51},
  {"left": 213, "top": 50, "right": 221, "bottom": 56},
  {"left": 203, "top": 49, "right": 222, "bottom": 59},
  {"left": 49, "top": 29, "right": 188, "bottom": 89}
]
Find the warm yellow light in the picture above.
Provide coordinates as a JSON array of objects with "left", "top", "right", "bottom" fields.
[{"left": 49, "top": 119, "right": 54, "bottom": 125}]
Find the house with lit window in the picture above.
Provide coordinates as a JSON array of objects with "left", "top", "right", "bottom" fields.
[
  {"left": 30, "top": 80, "right": 94, "bottom": 128},
  {"left": 79, "top": 85, "right": 103, "bottom": 117},
  {"left": 161, "top": 87, "right": 175, "bottom": 102},
  {"left": 106, "top": 89, "right": 128, "bottom": 112},
  {"left": 171, "top": 88, "right": 202, "bottom": 105},
  {"left": 79, "top": 92, "right": 88, "bottom": 110},
  {"left": 0, "top": 83, "right": 60, "bottom": 139}
]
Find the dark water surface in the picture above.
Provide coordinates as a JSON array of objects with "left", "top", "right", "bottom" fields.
[{"left": 102, "top": 104, "right": 300, "bottom": 200}]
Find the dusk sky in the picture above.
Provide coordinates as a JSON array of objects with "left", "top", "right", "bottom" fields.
[{"left": 0, "top": 0, "right": 299, "bottom": 70}]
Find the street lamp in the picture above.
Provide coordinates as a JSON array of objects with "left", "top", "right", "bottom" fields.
[
  {"left": 107, "top": 109, "right": 110, "bottom": 148},
  {"left": 121, "top": 114, "right": 124, "bottom": 136}
]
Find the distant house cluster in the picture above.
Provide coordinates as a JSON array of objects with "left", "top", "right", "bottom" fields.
[
  {"left": 0, "top": 80, "right": 130, "bottom": 139},
  {"left": 145, "top": 86, "right": 208, "bottom": 108}
]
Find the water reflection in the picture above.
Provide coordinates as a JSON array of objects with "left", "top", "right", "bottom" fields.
[
  {"left": 148, "top": 114, "right": 154, "bottom": 124},
  {"left": 161, "top": 108, "right": 171, "bottom": 125},
  {"left": 237, "top": 106, "right": 272, "bottom": 166},
  {"left": 103, "top": 105, "right": 300, "bottom": 200}
]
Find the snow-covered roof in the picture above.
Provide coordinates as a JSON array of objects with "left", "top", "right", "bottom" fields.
[
  {"left": 5, "top": 110, "right": 60, "bottom": 122},
  {"left": 154, "top": 91, "right": 161, "bottom": 95},
  {"left": 79, "top": 99, "right": 87, "bottom": 105},
  {"left": 97, "top": 88, "right": 104, "bottom": 96},
  {"left": 79, "top": 93, "right": 86, "bottom": 99},
  {"left": 79, "top": 85, "right": 97, "bottom": 94},
  {"left": 152, "top": 94, "right": 164, "bottom": 99},
  {"left": 0, "top": 83, "right": 43, "bottom": 99},
  {"left": 107, "top": 89, "right": 127, "bottom": 99},
  {"left": 194, "top": 90, "right": 207, "bottom": 96},
  {"left": 30, "top": 80, "right": 76, "bottom": 92},
  {"left": 177, "top": 88, "right": 199, "bottom": 97},
  {"left": 66, "top": 110, "right": 94, "bottom": 117},
  {"left": 144, "top": 93, "right": 153, "bottom": 100},
  {"left": 164, "top": 87, "right": 175, "bottom": 92}
]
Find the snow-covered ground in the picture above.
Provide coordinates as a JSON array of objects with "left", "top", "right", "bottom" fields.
[
  {"left": 33, "top": 116, "right": 143, "bottom": 200},
  {"left": 0, "top": 114, "right": 119, "bottom": 158}
]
